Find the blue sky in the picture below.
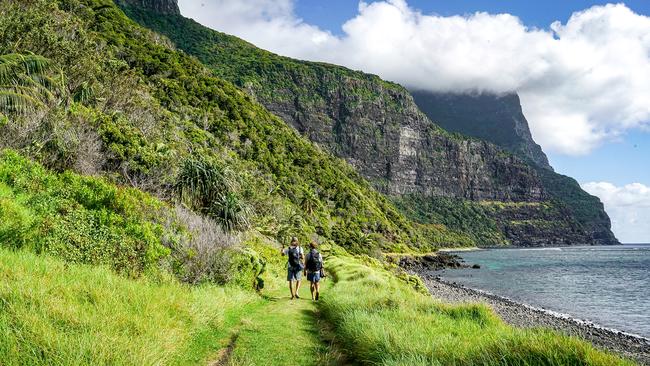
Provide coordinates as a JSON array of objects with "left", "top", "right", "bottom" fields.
[
  {"left": 179, "top": 1, "right": 650, "bottom": 242},
  {"left": 295, "top": 1, "right": 650, "bottom": 35}
]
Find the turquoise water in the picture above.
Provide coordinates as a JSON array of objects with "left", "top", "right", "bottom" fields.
[{"left": 441, "top": 244, "right": 650, "bottom": 338}]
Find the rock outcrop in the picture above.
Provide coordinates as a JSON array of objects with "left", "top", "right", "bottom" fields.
[
  {"left": 411, "top": 91, "right": 551, "bottom": 169},
  {"left": 411, "top": 91, "right": 619, "bottom": 245},
  {"left": 263, "top": 75, "right": 544, "bottom": 202}
]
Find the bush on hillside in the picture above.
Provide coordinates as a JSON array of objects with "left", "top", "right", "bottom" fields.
[{"left": 170, "top": 205, "right": 239, "bottom": 284}]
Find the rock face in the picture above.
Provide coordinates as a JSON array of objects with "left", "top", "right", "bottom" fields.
[
  {"left": 120, "top": 1, "right": 619, "bottom": 246},
  {"left": 116, "top": 0, "right": 179, "bottom": 14},
  {"left": 410, "top": 90, "right": 619, "bottom": 245},
  {"left": 411, "top": 91, "right": 551, "bottom": 170},
  {"left": 264, "top": 76, "right": 544, "bottom": 202}
]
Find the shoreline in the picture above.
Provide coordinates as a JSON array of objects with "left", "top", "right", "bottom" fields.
[
  {"left": 418, "top": 272, "right": 650, "bottom": 365},
  {"left": 437, "top": 246, "right": 482, "bottom": 252}
]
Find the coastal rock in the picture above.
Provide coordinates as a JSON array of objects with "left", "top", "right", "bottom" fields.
[{"left": 393, "top": 253, "right": 469, "bottom": 272}]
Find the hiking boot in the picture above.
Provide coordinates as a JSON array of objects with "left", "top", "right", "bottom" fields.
[
  {"left": 295, "top": 294, "right": 300, "bottom": 299},
  {"left": 315, "top": 293, "right": 319, "bottom": 301}
]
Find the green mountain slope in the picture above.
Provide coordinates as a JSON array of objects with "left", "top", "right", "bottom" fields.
[
  {"left": 0, "top": 0, "right": 444, "bottom": 253},
  {"left": 118, "top": 0, "right": 617, "bottom": 246}
]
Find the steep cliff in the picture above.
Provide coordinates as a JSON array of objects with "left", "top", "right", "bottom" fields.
[
  {"left": 411, "top": 91, "right": 551, "bottom": 169},
  {"left": 410, "top": 91, "right": 618, "bottom": 245},
  {"left": 119, "top": 1, "right": 618, "bottom": 246}
]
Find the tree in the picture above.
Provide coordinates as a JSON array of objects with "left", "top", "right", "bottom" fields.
[{"left": 300, "top": 185, "right": 320, "bottom": 216}]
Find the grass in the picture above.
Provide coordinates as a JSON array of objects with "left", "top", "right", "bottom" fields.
[
  {"left": 226, "top": 240, "right": 346, "bottom": 366},
  {"left": 0, "top": 245, "right": 637, "bottom": 366},
  {"left": 228, "top": 283, "right": 340, "bottom": 366},
  {"left": 318, "top": 255, "right": 635, "bottom": 366},
  {"left": 0, "top": 248, "right": 261, "bottom": 366}
]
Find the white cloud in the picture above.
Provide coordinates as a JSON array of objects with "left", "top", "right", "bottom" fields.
[
  {"left": 177, "top": 0, "right": 338, "bottom": 58},
  {"left": 582, "top": 182, "right": 650, "bottom": 242},
  {"left": 177, "top": 1, "right": 650, "bottom": 156}
]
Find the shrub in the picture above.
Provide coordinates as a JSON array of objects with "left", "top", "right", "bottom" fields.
[
  {"left": 0, "top": 149, "right": 172, "bottom": 276},
  {"left": 170, "top": 205, "right": 239, "bottom": 284}
]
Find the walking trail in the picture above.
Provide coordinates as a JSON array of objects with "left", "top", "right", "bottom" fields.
[{"left": 208, "top": 280, "right": 352, "bottom": 366}]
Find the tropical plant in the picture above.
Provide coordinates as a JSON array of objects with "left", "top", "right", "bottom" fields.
[
  {"left": 299, "top": 186, "right": 320, "bottom": 216},
  {"left": 211, "top": 191, "right": 250, "bottom": 232},
  {"left": 175, "top": 157, "right": 233, "bottom": 209},
  {"left": 0, "top": 53, "right": 58, "bottom": 118}
]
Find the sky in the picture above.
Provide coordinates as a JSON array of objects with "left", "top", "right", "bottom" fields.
[{"left": 178, "top": 1, "right": 650, "bottom": 243}]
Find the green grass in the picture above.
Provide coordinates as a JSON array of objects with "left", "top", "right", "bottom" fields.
[
  {"left": 319, "top": 255, "right": 635, "bottom": 366},
  {"left": 226, "top": 240, "right": 345, "bottom": 366},
  {"left": 0, "top": 248, "right": 261, "bottom": 366},
  {"left": 229, "top": 283, "right": 339, "bottom": 366},
  {"left": 0, "top": 244, "right": 636, "bottom": 366}
]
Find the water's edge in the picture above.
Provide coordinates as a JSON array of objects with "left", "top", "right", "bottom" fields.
[
  {"left": 418, "top": 272, "right": 650, "bottom": 365},
  {"left": 436, "top": 274, "right": 650, "bottom": 342}
]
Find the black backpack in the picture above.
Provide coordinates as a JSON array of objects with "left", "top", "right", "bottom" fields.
[
  {"left": 306, "top": 249, "right": 322, "bottom": 272},
  {"left": 288, "top": 246, "right": 302, "bottom": 268}
]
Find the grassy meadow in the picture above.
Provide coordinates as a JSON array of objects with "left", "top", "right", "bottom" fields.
[
  {"left": 0, "top": 248, "right": 261, "bottom": 365},
  {"left": 0, "top": 245, "right": 636, "bottom": 365}
]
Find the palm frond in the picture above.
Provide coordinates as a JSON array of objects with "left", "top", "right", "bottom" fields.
[
  {"left": 0, "top": 91, "right": 44, "bottom": 115},
  {"left": 0, "top": 53, "right": 56, "bottom": 116}
]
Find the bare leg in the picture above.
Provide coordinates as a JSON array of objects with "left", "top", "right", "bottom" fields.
[
  {"left": 315, "top": 282, "right": 320, "bottom": 300},
  {"left": 288, "top": 281, "right": 295, "bottom": 299},
  {"left": 295, "top": 280, "right": 302, "bottom": 298},
  {"left": 310, "top": 282, "right": 316, "bottom": 300}
]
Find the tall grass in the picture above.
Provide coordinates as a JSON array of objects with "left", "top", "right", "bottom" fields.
[
  {"left": 319, "top": 256, "right": 635, "bottom": 366},
  {"left": 0, "top": 249, "right": 260, "bottom": 365}
]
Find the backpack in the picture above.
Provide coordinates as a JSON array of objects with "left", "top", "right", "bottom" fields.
[
  {"left": 306, "top": 249, "right": 322, "bottom": 272},
  {"left": 288, "top": 246, "right": 302, "bottom": 268}
]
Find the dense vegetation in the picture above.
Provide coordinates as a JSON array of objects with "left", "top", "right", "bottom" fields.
[
  {"left": 0, "top": 0, "right": 426, "bottom": 254},
  {"left": 537, "top": 169, "right": 613, "bottom": 235},
  {"left": 0, "top": 150, "right": 264, "bottom": 286},
  {"left": 393, "top": 194, "right": 506, "bottom": 246},
  {"left": 0, "top": 150, "right": 173, "bottom": 275},
  {"left": 118, "top": 4, "right": 405, "bottom": 109}
]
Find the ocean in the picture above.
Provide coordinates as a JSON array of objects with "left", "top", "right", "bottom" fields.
[{"left": 440, "top": 244, "right": 650, "bottom": 338}]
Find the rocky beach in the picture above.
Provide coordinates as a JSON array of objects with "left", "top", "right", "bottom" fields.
[{"left": 418, "top": 272, "right": 650, "bottom": 365}]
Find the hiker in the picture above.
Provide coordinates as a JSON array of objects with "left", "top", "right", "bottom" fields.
[
  {"left": 304, "top": 241, "right": 323, "bottom": 301},
  {"left": 281, "top": 236, "right": 304, "bottom": 299}
]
